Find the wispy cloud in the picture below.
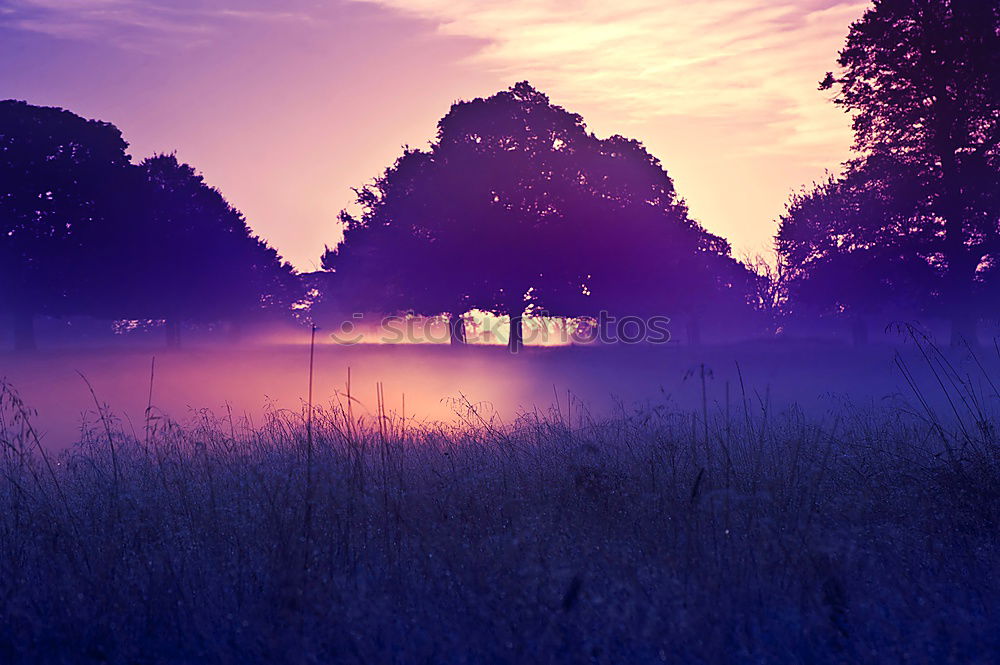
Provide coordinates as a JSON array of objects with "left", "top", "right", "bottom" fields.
[
  {"left": 0, "top": 0, "right": 317, "bottom": 49},
  {"left": 2, "top": 0, "right": 865, "bottom": 154},
  {"left": 0, "top": 0, "right": 871, "bottom": 258},
  {"left": 348, "top": 0, "right": 867, "bottom": 157}
]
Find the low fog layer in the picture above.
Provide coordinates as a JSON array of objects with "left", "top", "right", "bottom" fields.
[{"left": 2, "top": 334, "right": 989, "bottom": 452}]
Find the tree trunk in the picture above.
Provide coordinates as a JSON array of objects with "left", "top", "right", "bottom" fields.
[
  {"left": 165, "top": 319, "right": 181, "bottom": 349},
  {"left": 950, "top": 312, "right": 977, "bottom": 349},
  {"left": 13, "top": 310, "right": 36, "bottom": 352},
  {"left": 449, "top": 313, "right": 467, "bottom": 345},
  {"left": 851, "top": 316, "right": 868, "bottom": 347},
  {"left": 508, "top": 313, "right": 523, "bottom": 353}
]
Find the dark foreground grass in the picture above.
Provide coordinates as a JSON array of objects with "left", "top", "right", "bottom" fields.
[{"left": 0, "top": 349, "right": 998, "bottom": 664}]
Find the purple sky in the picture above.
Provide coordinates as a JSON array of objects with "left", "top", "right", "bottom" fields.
[{"left": 0, "top": 0, "right": 868, "bottom": 269}]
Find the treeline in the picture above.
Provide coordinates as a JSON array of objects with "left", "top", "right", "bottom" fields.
[
  {"left": 312, "top": 0, "right": 998, "bottom": 348},
  {"left": 0, "top": 101, "right": 300, "bottom": 350},
  {"left": 777, "top": 0, "right": 999, "bottom": 348},
  {"left": 2, "top": 0, "right": 997, "bottom": 351}
]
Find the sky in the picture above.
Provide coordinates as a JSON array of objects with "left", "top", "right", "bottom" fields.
[{"left": 0, "top": 0, "right": 868, "bottom": 270}]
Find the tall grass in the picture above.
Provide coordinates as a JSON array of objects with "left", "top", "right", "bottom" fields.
[{"left": 0, "top": 339, "right": 998, "bottom": 664}]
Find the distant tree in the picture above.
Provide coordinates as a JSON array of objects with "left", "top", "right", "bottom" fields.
[
  {"left": 741, "top": 252, "right": 791, "bottom": 335},
  {"left": 428, "top": 83, "right": 604, "bottom": 351},
  {"left": 123, "top": 155, "right": 299, "bottom": 346},
  {"left": 777, "top": 157, "right": 937, "bottom": 343},
  {"left": 326, "top": 83, "right": 750, "bottom": 349},
  {"left": 0, "top": 103, "right": 297, "bottom": 350},
  {"left": 326, "top": 84, "right": 593, "bottom": 349},
  {"left": 0, "top": 100, "right": 131, "bottom": 350},
  {"left": 820, "top": 0, "right": 999, "bottom": 345}
]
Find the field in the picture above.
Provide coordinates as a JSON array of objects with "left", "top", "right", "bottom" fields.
[{"left": 0, "top": 336, "right": 998, "bottom": 663}]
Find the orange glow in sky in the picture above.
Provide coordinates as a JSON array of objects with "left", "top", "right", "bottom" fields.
[{"left": 0, "top": 0, "right": 867, "bottom": 268}]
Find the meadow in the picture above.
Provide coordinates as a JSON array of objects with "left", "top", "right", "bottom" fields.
[{"left": 0, "top": 335, "right": 998, "bottom": 663}]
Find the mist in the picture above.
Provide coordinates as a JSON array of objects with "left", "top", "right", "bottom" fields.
[{"left": 3, "top": 329, "right": 983, "bottom": 454}]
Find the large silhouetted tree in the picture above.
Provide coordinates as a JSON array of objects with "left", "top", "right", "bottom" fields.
[
  {"left": 326, "top": 83, "right": 749, "bottom": 349},
  {"left": 429, "top": 83, "right": 601, "bottom": 350},
  {"left": 132, "top": 155, "right": 298, "bottom": 346},
  {"left": 326, "top": 84, "right": 593, "bottom": 349},
  {"left": 0, "top": 100, "right": 131, "bottom": 350},
  {"left": 1, "top": 103, "right": 298, "bottom": 350},
  {"left": 818, "top": 0, "right": 999, "bottom": 345}
]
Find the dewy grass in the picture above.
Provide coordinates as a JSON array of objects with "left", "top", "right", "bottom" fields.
[{"left": 0, "top": 342, "right": 998, "bottom": 664}]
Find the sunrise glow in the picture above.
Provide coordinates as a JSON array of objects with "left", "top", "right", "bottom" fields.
[{"left": 1, "top": 0, "right": 865, "bottom": 268}]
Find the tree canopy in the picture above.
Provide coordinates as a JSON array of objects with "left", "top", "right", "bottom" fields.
[
  {"left": 323, "top": 82, "right": 750, "bottom": 348},
  {"left": 0, "top": 101, "right": 299, "bottom": 349},
  {"left": 777, "top": 156, "right": 937, "bottom": 329},
  {"left": 808, "top": 0, "right": 1000, "bottom": 344},
  {"left": 0, "top": 100, "right": 131, "bottom": 349},
  {"left": 132, "top": 155, "right": 299, "bottom": 343}
]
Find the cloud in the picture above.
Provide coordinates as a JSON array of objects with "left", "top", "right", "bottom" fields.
[
  {"left": 1, "top": 0, "right": 866, "bottom": 154},
  {"left": 347, "top": 0, "right": 867, "bottom": 157},
  {"left": 0, "top": 0, "right": 317, "bottom": 49}
]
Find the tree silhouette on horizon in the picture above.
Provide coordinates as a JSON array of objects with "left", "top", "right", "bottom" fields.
[
  {"left": 323, "top": 82, "right": 749, "bottom": 348},
  {"left": 0, "top": 101, "right": 299, "bottom": 350},
  {"left": 810, "top": 0, "right": 1000, "bottom": 346},
  {"left": 130, "top": 154, "right": 300, "bottom": 346},
  {"left": 0, "top": 100, "right": 131, "bottom": 350},
  {"left": 777, "top": 155, "right": 938, "bottom": 344}
]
